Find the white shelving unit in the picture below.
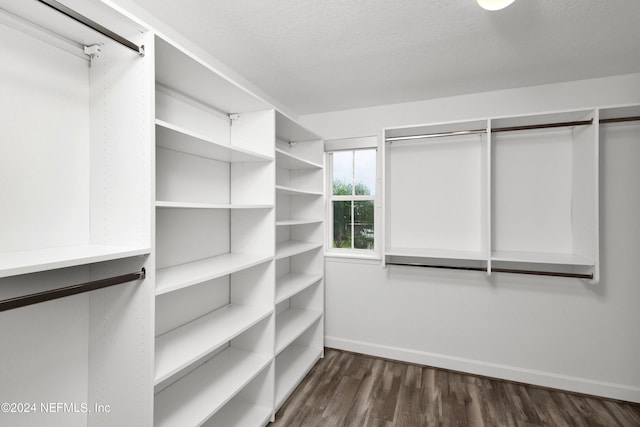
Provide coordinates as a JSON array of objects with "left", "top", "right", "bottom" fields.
[
  {"left": 153, "top": 33, "right": 277, "bottom": 426},
  {"left": 274, "top": 113, "right": 325, "bottom": 415},
  {"left": 1, "top": 2, "right": 326, "bottom": 425},
  {"left": 0, "top": 2, "right": 154, "bottom": 426},
  {"left": 384, "top": 110, "right": 599, "bottom": 281}
]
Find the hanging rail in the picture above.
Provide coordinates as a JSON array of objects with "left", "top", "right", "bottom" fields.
[
  {"left": 385, "top": 261, "right": 593, "bottom": 279},
  {"left": 0, "top": 268, "right": 146, "bottom": 312},
  {"left": 385, "top": 129, "right": 486, "bottom": 142},
  {"left": 491, "top": 119, "right": 593, "bottom": 133},
  {"left": 36, "top": 0, "right": 144, "bottom": 56},
  {"left": 385, "top": 118, "right": 596, "bottom": 143},
  {"left": 600, "top": 116, "right": 640, "bottom": 124}
]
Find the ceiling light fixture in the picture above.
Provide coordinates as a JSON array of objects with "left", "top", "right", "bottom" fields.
[{"left": 477, "top": 0, "right": 515, "bottom": 11}]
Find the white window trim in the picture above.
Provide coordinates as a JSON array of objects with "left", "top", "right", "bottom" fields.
[{"left": 325, "top": 137, "right": 380, "bottom": 259}]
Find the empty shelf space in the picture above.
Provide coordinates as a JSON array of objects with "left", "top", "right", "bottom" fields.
[
  {"left": 0, "top": 244, "right": 150, "bottom": 278},
  {"left": 275, "top": 344, "right": 322, "bottom": 409},
  {"left": 275, "top": 241, "right": 323, "bottom": 260},
  {"left": 276, "top": 218, "right": 324, "bottom": 226},
  {"left": 275, "top": 185, "right": 323, "bottom": 196},
  {"left": 491, "top": 250, "right": 595, "bottom": 266},
  {"left": 276, "top": 273, "right": 323, "bottom": 304},
  {"left": 155, "top": 37, "right": 270, "bottom": 115},
  {"left": 276, "top": 308, "right": 322, "bottom": 355},
  {"left": 156, "top": 119, "right": 272, "bottom": 163},
  {"left": 154, "top": 346, "right": 272, "bottom": 427},
  {"left": 275, "top": 148, "right": 322, "bottom": 170},
  {"left": 156, "top": 253, "right": 273, "bottom": 296},
  {"left": 156, "top": 201, "right": 274, "bottom": 210},
  {"left": 203, "top": 400, "right": 272, "bottom": 427},
  {"left": 154, "top": 304, "right": 273, "bottom": 385},
  {"left": 385, "top": 247, "right": 487, "bottom": 261}
]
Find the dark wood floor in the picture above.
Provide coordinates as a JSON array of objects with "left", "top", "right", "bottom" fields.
[{"left": 271, "top": 348, "right": 640, "bottom": 427}]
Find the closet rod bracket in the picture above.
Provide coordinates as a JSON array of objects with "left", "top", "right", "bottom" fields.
[{"left": 84, "top": 44, "right": 102, "bottom": 60}]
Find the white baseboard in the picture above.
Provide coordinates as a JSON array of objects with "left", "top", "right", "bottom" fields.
[{"left": 325, "top": 336, "right": 640, "bottom": 404}]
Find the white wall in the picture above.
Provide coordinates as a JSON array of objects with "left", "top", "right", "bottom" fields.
[{"left": 300, "top": 73, "right": 640, "bottom": 402}]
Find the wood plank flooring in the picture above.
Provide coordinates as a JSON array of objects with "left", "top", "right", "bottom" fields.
[{"left": 270, "top": 348, "right": 640, "bottom": 427}]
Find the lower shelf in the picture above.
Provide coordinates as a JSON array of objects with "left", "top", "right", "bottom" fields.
[
  {"left": 275, "top": 344, "right": 322, "bottom": 410},
  {"left": 154, "top": 304, "right": 272, "bottom": 385},
  {"left": 154, "top": 347, "right": 272, "bottom": 427},
  {"left": 275, "top": 309, "right": 322, "bottom": 355},
  {"left": 385, "top": 247, "right": 486, "bottom": 261},
  {"left": 202, "top": 400, "right": 272, "bottom": 427}
]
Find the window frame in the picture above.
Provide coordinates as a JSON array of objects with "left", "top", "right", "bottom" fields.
[{"left": 325, "top": 137, "right": 380, "bottom": 259}]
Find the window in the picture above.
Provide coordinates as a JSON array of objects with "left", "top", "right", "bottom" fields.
[{"left": 326, "top": 137, "right": 378, "bottom": 254}]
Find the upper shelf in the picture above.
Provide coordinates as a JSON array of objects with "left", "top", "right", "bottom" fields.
[
  {"left": 156, "top": 120, "right": 272, "bottom": 162},
  {"left": 276, "top": 185, "right": 323, "bottom": 197},
  {"left": 155, "top": 36, "right": 269, "bottom": 115},
  {"left": 276, "top": 218, "right": 324, "bottom": 226},
  {"left": 276, "top": 111, "right": 321, "bottom": 143},
  {"left": 275, "top": 148, "right": 322, "bottom": 170},
  {"left": 0, "top": 244, "right": 150, "bottom": 278},
  {"left": 156, "top": 201, "right": 274, "bottom": 210}
]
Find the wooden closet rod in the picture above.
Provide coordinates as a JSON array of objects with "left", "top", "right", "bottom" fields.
[
  {"left": 36, "top": 0, "right": 145, "bottom": 56},
  {"left": 0, "top": 268, "right": 146, "bottom": 312},
  {"left": 385, "top": 262, "right": 593, "bottom": 279}
]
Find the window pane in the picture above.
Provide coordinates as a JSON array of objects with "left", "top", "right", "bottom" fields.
[
  {"left": 333, "top": 201, "right": 352, "bottom": 248},
  {"left": 354, "top": 201, "right": 374, "bottom": 250},
  {"left": 354, "top": 149, "right": 376, "bottom": 196},
  {"left": 332, "top": 151, "right": 353, "bottom": 195}
]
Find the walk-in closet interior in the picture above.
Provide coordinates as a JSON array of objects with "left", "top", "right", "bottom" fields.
[{"left": 1, "top": 0, "right": 639, "bottom": 426}]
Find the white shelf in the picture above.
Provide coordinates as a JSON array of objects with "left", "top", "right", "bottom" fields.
[
  {"left": 0, "top": 244, "right": 150, "bottom": 278},
  {"left": 156, "top": 201, "right": 274, "bottom": 210},
  {"left": 156, "top": 119, "right": 272, "bottom": 163},
  {"left": 275, "top": 344, "right": 322, "bottom": 409},
  {"left": 385, "top": 247, "right": 487, "bottom": 261},
  {"left": 203, "top": 400, "right": 272, "bottom": 427},
  {"left": 275, "top": 111, "right": 321, "bottom": 144},
  {"left": 491, "top": 250, "right": 594, "bottom": 266},
  {"left": 275, "top": 308, "right": 322, "bottom": 355},
  {"left": 154, "top": 346, "right": 272, "bottom": 427},
  {"left": 275, "top": 185, "right": 323, "bottom": 197},
  {"left": 275, "top": 241, "right": 323, "bottom": 260},
  {"left": 275, "top": 148, "right": 322, "bottom": 170},
  {"left": 276, "top": 218, "right": 323, "bottom": 226},
  {"left": 276, "top": 273, "right": 323, "bottom": 304},
  {"left": 154, "top": 304, "right": 272, "bottom": 385},
  {"left": 155, "top": 37, "right": 270, "bottom": 115},
  {"left": 156, "top": 253, "right": 273, "bottom": 296}
]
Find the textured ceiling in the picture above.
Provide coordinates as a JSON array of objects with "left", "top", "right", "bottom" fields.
[{"left": 126, "top": 0, "right": 640, "bottom": 115}]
